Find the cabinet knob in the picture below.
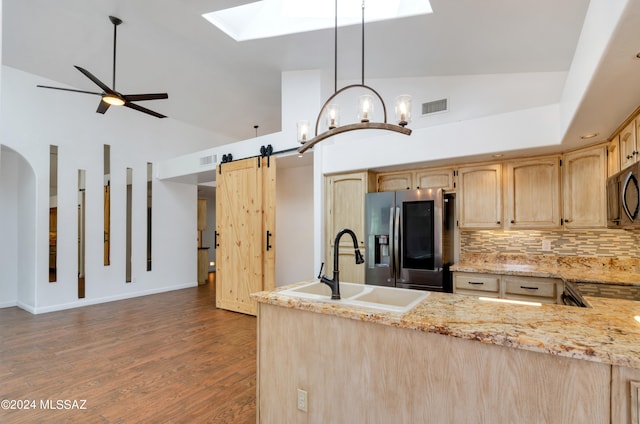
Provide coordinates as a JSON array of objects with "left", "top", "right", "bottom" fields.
[
  {"left": 627, "top": 155, "right": 634, "bottom": 159},
  {"left": 497, "top": 221, "right": 501, "bottom": 224},
  {"left": 510, "top": 220, "right": 515, "bottom": 224},
  {"left": 564, "top": 219, "right": 572, "bottom": 223}
]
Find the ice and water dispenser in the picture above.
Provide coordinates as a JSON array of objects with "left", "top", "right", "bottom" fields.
[{"left": 373, "top": 234, "right": 390, "bottom": 267}]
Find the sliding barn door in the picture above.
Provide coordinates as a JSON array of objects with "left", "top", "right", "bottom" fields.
[{"left": 216, "top": 157, "right": 276, "bottom": 315}]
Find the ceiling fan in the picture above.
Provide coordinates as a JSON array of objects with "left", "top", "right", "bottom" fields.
[{"left": 37, "top": 16, "right": 168, "bottom": 118}]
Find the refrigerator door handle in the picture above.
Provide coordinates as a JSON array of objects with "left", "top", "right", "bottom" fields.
[
  {"left": 393, "top": 206, "right": 400, "bottom": 281},
  {"left": 388, "top": 207, "right": 395, "bottom": 282}
]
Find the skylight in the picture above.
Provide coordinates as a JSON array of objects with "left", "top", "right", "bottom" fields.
[{"left": 203, "top": 0, "right": 432, "bottom": 42}]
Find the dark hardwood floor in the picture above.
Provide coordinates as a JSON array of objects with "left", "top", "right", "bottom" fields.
[{"left": 0, "top": 275, "right": 257, "bottom": 423}]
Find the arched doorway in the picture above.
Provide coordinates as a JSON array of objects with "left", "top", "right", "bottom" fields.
[{"left": 0, "top": 145, "right": 36, "bottom": 310}]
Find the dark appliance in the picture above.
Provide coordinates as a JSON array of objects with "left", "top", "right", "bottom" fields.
[
  {"left": 607, "top": 162, "right": 640, "bottom": 228},
  {"left": 365, "top": 188, "right": 455, "bottom": 292}
]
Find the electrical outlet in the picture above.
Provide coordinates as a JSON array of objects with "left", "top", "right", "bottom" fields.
[
  {"left": 541, "top": 240, "right": 552, "bottom": 251},
  {"left": 297, "top": 388, "right": 308, "bottom": 412}
]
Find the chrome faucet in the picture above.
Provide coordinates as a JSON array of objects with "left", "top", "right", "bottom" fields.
[{"left": 319, "top": 228, "right": 365, "bottom": 299}]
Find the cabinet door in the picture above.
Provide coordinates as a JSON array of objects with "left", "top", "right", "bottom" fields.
[
  {"left": 458, "top": 164, "right": 502, "bottom": 229},
  {"left": 620, "top": 120, "right": 637, "bottom": 170},
  {"left": 505, "top": 157, "right": 561, "bottom": 229},
  {"left": 377, "top": 171, "right": 412, "bottom": 192},
  {"left": 326, "top": 246, "right": 366, "bottom": 284},
  {"left": 608, "top": 136, "right": 621, "bottom": 177},
  {"left": 325, "top": 172, "right": 370, "bottom": 248},
  {"left": 612, "top": 366, "right": 640, "bottom": 424},
  {"left": 414, "top": 168, "right": 455, "bottom": 191},
  {"left": 325, "top": 172, "right": 370, "bottom": 283},
  {"left": 197, "top": 198, "right": 207, "bottom": 230},
  {"left": 562, "top": 145, "right": 607, "bottom": 228}
]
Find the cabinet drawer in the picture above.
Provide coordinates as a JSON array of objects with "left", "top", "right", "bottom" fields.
[
  {"left": 503, "top": 276, "right": 558, "bottom": 299},
  {"left": 454, "top": 273, "right": 500, "bottom": 293}
]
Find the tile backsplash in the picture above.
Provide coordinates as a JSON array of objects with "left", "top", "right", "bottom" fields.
[{"left": 461, "top": 229, "right": 640, "bottom": 259}]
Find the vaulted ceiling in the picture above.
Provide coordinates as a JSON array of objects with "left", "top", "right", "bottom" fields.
[{"left": 4, "top": 0, "right": 638, "bottom": 148}]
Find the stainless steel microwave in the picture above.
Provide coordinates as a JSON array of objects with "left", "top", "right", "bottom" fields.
[{"left": 607, "top": 162, "right": 640, "bottom": 227}]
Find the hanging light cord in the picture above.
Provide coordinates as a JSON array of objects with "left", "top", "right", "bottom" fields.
[
  {"left": 361, "top": 0, "right": 365, "bottom": 85},
  {"left": 334, "top": 0, "right": 338, "bottom": 94}
]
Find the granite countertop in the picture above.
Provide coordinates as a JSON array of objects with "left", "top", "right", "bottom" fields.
[
  {"left": 450, "top": 253, "right": 640, "bottom": 285},
  {"left": 253, "top": 278, "right": 640, "bottom": 369}
]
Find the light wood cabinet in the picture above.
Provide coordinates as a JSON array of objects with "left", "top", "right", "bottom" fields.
[
  {"left": 453, "top": 272, "right": 500, "bottom": 297},
  {"left": 414, "top": 167, "right": 455, "bottom": 191},
  {"left": 504, "top": 156, "right": 561, "bottom": 229},
  {"left": 258, "top": 302, "right": 611, "bottom": 423},
  {"left": 197, "top": 198, "right": 206, "bottom": 231},
  {"left": 324, "top": 171, "right": 373, "bottom": 283},
  {"left": 376, "top": 171, "right": 412, "bottom": 192},
  {"left": 454, "top": 272, "right": 562, "bottom": 304},
  {"left": 502, "top": 275, "right": 562, "bottom": 304},
  {"left": 377, "top": 167, "right": 455, "bottom": 192},
  {"left": 612, "top": 366, "right": 640, "bottom": 424},
  {"left": 620, "top": 120, "right": 638, "bottom": 170},
  {"left": 458, "top": 163, "right": 502, "bottom": 229},
  {"left": 609, "top": 135, "right": 621, "bottom": 177},
  {"left": 562, "top": 145, "right": 607, "bottom": 228},
  {"left": 197, "top": 248, "right": 209, "bottom": 285},
  {"left": 215, "top": 157, "right": 276, "bottom": 315}
]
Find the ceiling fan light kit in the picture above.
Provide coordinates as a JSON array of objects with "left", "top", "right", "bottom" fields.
[
  {"left": 297, "top": 0, "right": 412, "bottom": 155},
  {"left": 37, "top": 16, "right": 168, "bottom": 119}
]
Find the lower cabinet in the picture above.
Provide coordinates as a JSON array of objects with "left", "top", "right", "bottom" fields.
[
  {"left": 613, "top": 366, "right": 640, "bottom": 424},
  {"left": 454, "top": 272, "right": 563, "bottom": 304}
]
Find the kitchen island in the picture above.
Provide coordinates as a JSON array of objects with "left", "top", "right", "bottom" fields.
[{"left": 253, "top": 275, "right": 640, "bottom": 423}]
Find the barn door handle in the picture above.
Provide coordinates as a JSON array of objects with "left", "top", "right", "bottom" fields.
[
  {"left": 214, "top": 231, "right": 220, "bottom": 248},
  {"left": 266, "top": 230, "right": 272, "bottom": 251}
]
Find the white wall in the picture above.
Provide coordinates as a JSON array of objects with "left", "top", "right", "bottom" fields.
[
  {"left": 0, "top": 147, "right": 19, "bottom": 307},
  {"left": 275, "top": 163, "right": 315, "bottom": 286},
  {"left": 0, "top": 66, "right": 222, "bottom": 313}
]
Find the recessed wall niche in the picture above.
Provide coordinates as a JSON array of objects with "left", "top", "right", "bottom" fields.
[
  {"left": 126, "top": 167, "right": 133, "bottom": 283},
  {"left": 49, "top": 145, "right": 58, "bottom": 282},
  {"left": 78, "top": 169, "right": 86, "bottom": 299},
  {"left": 147, "top": 162, "right": 152, "bottom": 272},
  {"left": 104, "top": 145, "right": 111, "bottom": 266}
]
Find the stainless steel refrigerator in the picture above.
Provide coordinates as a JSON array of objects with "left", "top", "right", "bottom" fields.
[{"left": 365, "top": 188, "right": 454, "bottom": 292}]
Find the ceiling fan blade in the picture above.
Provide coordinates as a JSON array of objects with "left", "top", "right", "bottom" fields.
[
  {"left": 74, "top": 66, "right": 114, "bottom": 94},
  {"left": 124, "top": 101, "right": 167, "bottom": 119},
  {"left": 96, "top": 100, "right": 111, "bottom": 114},
  {"left": 123, "top": 93, "right": 169, "bottom": 102},
  {"left": 37, "top": 85, "right": 102, "bottom": 96}
]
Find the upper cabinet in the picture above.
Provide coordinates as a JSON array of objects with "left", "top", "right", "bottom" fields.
[
  {"left": 620, "top": 120, "right": 638, "bottom": 170},
  {"left": 608, "top": 135, "right": 621, "bottom": 178},
  {"left": 414, "top": 168, "right": 456, "bottom": 191},
  {"left": 377, "top": 167, "right": 455, "bottom": 192},
  {"left": 376, "top": 171, "right": 412, "bottom": 192},
  {"left": 562, "top": 145, "right": 607, "bottom": 228},
  {"left": 504, "top": 157, "right": 562, "bottom": 230},
  {"left": 458, "top": 163, "right": 502, "bottom": 229}
]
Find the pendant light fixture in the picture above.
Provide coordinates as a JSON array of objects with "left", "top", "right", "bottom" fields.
[{"left": 297, "top": 0, "right": 412, "bottom": 154}]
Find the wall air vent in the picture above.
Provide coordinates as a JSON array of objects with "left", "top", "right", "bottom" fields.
[
  {"left": 199, "top": 154, "right": 217, "bottom": 166},
  {"left": 422, "top": 98, "right": 448, "bottom": 116}
]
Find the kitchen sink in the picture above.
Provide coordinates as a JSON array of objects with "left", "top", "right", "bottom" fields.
[
  {"left": 283, "top": 281, "right": 367, "bottom": 299},
  {"left": 348, "top": 285, "right": 428, "bottom": 312},
  {"left": 279, "top": 281, "right": 429, "bottom": 313}
]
